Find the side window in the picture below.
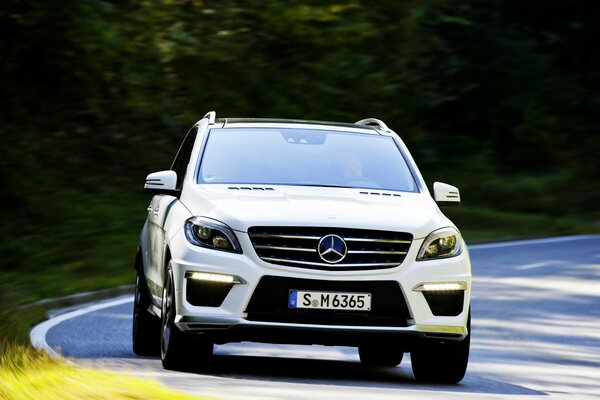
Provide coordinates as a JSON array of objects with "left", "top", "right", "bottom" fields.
[{"left": 171, "top": 126, "right": 198, "bottom": 190}]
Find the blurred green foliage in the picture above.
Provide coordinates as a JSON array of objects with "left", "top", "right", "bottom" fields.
[{"left": 1, "top": 0, "right": 599, "bottom": 303}]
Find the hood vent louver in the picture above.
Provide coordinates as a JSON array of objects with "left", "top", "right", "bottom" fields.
[
  {"left": 359, "top": 191, "right": 401, "bottom": 197},
  {"left": 228, "top": 186, "right": 275, "bottom": 191}
]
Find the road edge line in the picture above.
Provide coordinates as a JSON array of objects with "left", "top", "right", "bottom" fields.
[
  {"left": 22, "top": 284, "right": 134, "bottom": 310},
  {"left": 468, "top": 234, "right": 599, "bottom": 250},
  {"left": 30, "top": 296, "right": 133, "bottom": 358}
]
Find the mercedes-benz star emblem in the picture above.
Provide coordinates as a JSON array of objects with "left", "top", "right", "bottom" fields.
[{"left": 317, "top": 234, "right": 347, "bottom": 263}]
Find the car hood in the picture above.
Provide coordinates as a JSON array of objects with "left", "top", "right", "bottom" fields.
[{"left": 182, "top": 185, "right": 452, "bottom": 239}]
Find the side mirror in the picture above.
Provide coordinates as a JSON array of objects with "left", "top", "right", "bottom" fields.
[
  {"left": 144, "top": 170, "right": 179, "bottom": 196},
  {"left": 433, "top": 182, "right": 460, "bottom": 207}
]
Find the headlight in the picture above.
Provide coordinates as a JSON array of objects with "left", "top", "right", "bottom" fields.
[
  {"left": 184, "top": 217, "right": 242, "bottom": 253},
  {"left": 416, "top": 227, "right": 462, "bottom": 261}
]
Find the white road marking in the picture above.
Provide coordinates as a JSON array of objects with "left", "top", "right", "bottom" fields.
[
  {"left": 515, "top": 261, "right": 555, "bottom": 270},
  {"left": 469, "top": 234, "right": 598, "bottom": 250},
  {"left": 30, "top": 296, "right": 133, "bottom": 358}
]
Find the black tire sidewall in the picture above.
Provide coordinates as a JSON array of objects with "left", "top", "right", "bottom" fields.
[
  {"left": 132, "top": 268, "right": 159, "bottom": 355},
  {"left": 161, "top": 265, "right": 176, "bottom": 361},
  {"left": 411, "top": 312, "right": 471, "bottom": 384}
]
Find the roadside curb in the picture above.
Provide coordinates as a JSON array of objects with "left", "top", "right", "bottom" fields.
[{"left": 23, "top": 284, "right": 134, "bottom": 311}]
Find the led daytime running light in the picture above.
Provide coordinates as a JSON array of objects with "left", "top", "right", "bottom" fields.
[
  {"left": 414, "top": 282, "right": 467, "bottom": 292},
  {"left": 422, "top": 283, "right": 464, "bottom": 291},
  {"left": 188, "top": 272, "right": 235, "bottom": 283}
]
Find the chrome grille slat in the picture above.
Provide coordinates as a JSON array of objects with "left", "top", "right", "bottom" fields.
[
  {"left": 249, "top": 234, "right": 321, "bottom": 240},
  {"left": 344, "top": 238, "right": 411, "bottom": 244},
  {"left": 254, "top": 245, "right": 315, "bottom": 252},
  {"left": 347, "top": 250, "right": 407, "bottom": 255},
  {"left": 248, "top": 227, "right": 413, "bottom": 271},
  {"left": 261, "top": 257, "right": 400, "bottom": 268}
]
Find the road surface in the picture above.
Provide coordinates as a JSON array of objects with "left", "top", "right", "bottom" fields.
[{"left": 37, "top": 235, "right": 600, "bottom": 399}]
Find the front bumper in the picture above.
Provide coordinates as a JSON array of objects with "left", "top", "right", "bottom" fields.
[
  {"left": 176, "top": 316, "right": 467, "bottom": 347},
  {"left": 168, "top": 228, "right": 471, "bottom": 345}
]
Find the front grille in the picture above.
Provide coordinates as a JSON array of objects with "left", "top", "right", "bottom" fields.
[
  {"left": 245, "top": 276, "right": 411, "bottom": 327},
  {"left": 248, "top": 226, "right": 412, "bottom": 271}
]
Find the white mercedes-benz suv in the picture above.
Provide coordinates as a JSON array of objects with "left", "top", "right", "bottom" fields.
[{"left": 133, "top": 111, "right": 471, "bottom": 383}]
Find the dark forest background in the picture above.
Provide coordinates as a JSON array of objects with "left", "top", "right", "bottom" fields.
[{"left": 1, "top": 0, "right": 599, "bottom": 302}]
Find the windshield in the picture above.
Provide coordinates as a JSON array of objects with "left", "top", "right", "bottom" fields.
[{"left": 197, "top": 128, "right": 418, "bottom": 192}]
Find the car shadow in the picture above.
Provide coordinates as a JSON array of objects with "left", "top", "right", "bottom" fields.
[{"left": 171, "top": 353, "right": 546, "bottom": 396}]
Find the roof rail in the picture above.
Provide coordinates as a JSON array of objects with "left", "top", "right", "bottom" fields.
[
  {"left": 355, "top": 118, "right": 391, "bottom": 132},
  {"left": 203, "top": 111, "right": 216, "bottom": 124}
]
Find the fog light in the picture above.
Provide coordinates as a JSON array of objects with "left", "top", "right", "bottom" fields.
[
  {"left": 187, "top": 272, "right": 236, "bottom": 283},
  {"left": 413, "top": 282, "right": 467, "bottom": 292}
]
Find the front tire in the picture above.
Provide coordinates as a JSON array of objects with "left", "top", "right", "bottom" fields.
[
  {"left": 132, "top": 268, "right": 160, "bottom": 356},
  {"left": 410, "top": 313, "right": 470, "bottom": 384},
  {"left": 160, "top": 262, "right": 213, "bottom": 370},
  {"left": 358, "top": 345, "right": 404, "bottom": 367}
]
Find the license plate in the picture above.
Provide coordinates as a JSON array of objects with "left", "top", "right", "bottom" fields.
[{"left": 289, "top": 290, "right": 371, "bottom": 311}]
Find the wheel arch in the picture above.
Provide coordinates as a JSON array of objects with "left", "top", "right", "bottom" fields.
[
  {"left": 135, "top": 247, "right": 143, "bottom": 271},
  {"left": 163, "top": 246, "right": 172, "bottom": 274}
]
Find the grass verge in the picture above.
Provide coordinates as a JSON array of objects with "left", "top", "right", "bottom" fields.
[
  {"left": 0, "top": 342, "right": 204, "bottom": 400},
  {"left": 0, "top": 292, "right": 206, "bottom": 400}
]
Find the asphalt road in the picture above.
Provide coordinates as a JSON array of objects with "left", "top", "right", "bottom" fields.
[{"left": 40, "top": 235, "right": 600, "bottom": 399}]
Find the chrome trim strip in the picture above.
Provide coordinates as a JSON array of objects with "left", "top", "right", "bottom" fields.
[
  {"left": 253, "top": 245, "right": 315, "bottom": 253},
  {"left": 251, "top": 235, "right": 411, "bottom": 244},
  {"left": 344, "top": 238, "right": 411, "bottom": 244},
  {"left": 347, "top": 250, "right": 407, "bottom": 255},
  {"left": 415, "top": 324, "right": 468, "bottom": 335},
  {"left": 250, "top": 234, "right": 321, "bottom": 240},
  {"left": 261, "top": 257, "right": 399, "bottom": 268},
  {"left": 175, "top": 315, "right": 467, "bottom": 338}
]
